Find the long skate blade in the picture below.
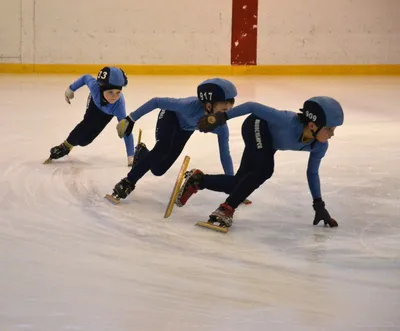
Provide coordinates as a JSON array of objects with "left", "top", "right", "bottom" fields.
[
  {"left": 195, "top": 221, "right": 229, "bottom": 234},
  {"left": 164, "top": 155, "right": 190, "bottom": 218},
  {"left": 137, "top": 128, "right": 142, "bottom": 145},
  {"left": 104, "top": 194, "right": 120, "bottom": 205},
  {"left": 43, "top": 157, "right": 52, "bottom": 164},
  {"left": 242, "top": 199, "right": 252, "bottom": 205}
]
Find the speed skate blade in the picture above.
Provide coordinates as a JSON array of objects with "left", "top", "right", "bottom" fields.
[
  {"left": 137, "top": 128, "right": 142, "bottom": 145},
  {"left": 43, "top": 158, "right": 52, "bottom": 164},
  {"left": 164, "top": 155, "right": 190, "bottom": 218},
  {"left": 104, "top": 194, "right": 120, "bottom": 205},
  {"left": 195, "top": 221, "right": 229, "bottom": 234}
]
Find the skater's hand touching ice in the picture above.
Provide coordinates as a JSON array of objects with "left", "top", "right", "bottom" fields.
[
  {"left": 198, "top": 112, "right": 227, "bottom": 132},
  {"left": 117, "top": 116, "right": 135, "bottom": 138},
  {"left": 312, "top": 198, "right": 338, "bottom": 227},
  {"left": 65, "top": 88, "right": 74, "bottom": 104}
]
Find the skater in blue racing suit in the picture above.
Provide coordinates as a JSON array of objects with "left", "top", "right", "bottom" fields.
[
  {"left": 110, "top": 78, "right": 237, "bottom": 200},
  {"left": 176, "top": 96, "right": 344, "bottom": 229}
]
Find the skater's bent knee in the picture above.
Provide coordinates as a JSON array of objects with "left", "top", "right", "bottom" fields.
[
  {"left": 152, "top": 142, "right": 173, "bottom": 154},
  {"left": 150, "top": 167, "right": 168, "bottom": 176},
  {"left": 251, "top": 169, "right": 274, "bottom": 184},
  {"left": 78, "top": 138, "right": 95, "bottom": 147},
  {"left": 262, "top": 169, "right": 274, "bottom": 180}
]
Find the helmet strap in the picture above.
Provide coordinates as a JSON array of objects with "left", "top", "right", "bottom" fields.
[
  {"left": 205, "top": 103, "right": 214, "bottom": 114},
  {"left": 99, "top": 88, "right": 109, "bottom": 106},
  {"left": 311, "top": 126, "right": 323, "bottom": 138}
]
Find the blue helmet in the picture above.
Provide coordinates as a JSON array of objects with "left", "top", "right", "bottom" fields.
[
  {"left": 197, "top": 78, "right": 237, "bottom": 103},
  {"left": 97, "top": 67, "right": 128, "bottom": 90},
  {"left": 301, "top": 96, "right": 344, "bottom": 127}
]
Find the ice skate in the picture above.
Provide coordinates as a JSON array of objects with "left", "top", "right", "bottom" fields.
[
  {"left": 132, "top": 142, "right": 149, "bottom": 166},
  {"left": 44, "top": 141, "right": 73, "bottom": 164},
  {"left": 104, "top": 191, "right": 122, "bottom": 204},
  {"left": 175, "top": 169, "right": 203, "bottom": 207},
  {"left": 164, "top": 155, "right": 190, "bottom": 218},
  {"left": 105, "top": 177, "right": 135, "bottom": 204},
  {"left": 209, "top": 203, "right": 234, "bottom": 227},
  {"left": 196, "top": 203, "right": 234, "bottom": 233}
]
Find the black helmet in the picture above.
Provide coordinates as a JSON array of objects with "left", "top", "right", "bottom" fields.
[
  {"left": 97, "top": 67, "right": 128, "bottom": 90},
  {"left": 197, "top": 78, "right": 237, "bottom": 103}
]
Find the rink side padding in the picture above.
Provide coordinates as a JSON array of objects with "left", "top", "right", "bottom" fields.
[
  {"left": 231, "top": 0, "right": 259, "bottom": 65},
  {"left": 1, "top": 64, "right": 400, "bottom": 75}
]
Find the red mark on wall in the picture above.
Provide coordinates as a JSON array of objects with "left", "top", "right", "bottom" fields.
[{"left": 231, "top": 0, "right": 258, "bottom": 65}]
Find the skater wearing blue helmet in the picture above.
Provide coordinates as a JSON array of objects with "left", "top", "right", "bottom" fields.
[
  {"left": 109, "top": 78, "right": 237, "bottom": 202},
  {"left": 177, "top": 96, "right": 344, "bottom": 231},
  {"left": 45, "top": 67, "right": 133, "bottom": 165}
]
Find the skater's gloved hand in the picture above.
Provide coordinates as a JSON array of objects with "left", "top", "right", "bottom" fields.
[
  {"left": 117, "top": 115, "right": 135, "bottom": 138},
  {"left": 65, "top": 88, "right": 74, "bottom": 104},
  {"left": 127, "top": 156, "right": 134, "bottom": 167},
  {"left": 312, "top": 198, "right": 338, "bottom": 227},
  {"left": 198, "top": 112, "right": 228, "bottom": 133}
]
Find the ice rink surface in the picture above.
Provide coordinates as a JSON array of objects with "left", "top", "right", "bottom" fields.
[{"left": 0, "top": 74, "right": 399, "bottom": 331}]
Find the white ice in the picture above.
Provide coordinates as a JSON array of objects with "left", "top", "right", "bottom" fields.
[{"left": 0, "top": 74, "right": 399, "bottom": 331}]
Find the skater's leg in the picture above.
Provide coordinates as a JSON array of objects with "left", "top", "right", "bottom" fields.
[
  {"left": 224, "top": 116, "right": 276, "bottom": 209},
  {"left": 66, "top": 99, "right": 113, "bottom": 147},
  {"left": 205, "top": 116, "right": 276, "bottom": 227},
  {"left": 176, "top": 116, "right": 255, "bottom": 206},
  {"left": 199, "top": 147, "right": 252, "bottom": 193},
  {"left": 50, "top": 99, "right": 112, "bottom": 160},
  {"left": 192, "top": 114, "right": 258, "bottom": 194},
  {"left": 126, "top": 110, "right": 181, "bottom": 184},
  {"left": 150, "top": 129, "right": 193, "bottom": 176}
]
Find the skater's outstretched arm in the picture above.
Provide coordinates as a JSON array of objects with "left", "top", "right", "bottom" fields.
[
  {"left": 214, "top": 125, "right": 234, "bottom": 175},
  {"left": 69, "top": 75, "right": 97, "bottom": 92},
  {"left": 117, "top": 97, "right": 199, "bottom": 138},
  {"left": 306, "top": 143, "right": 327, "bottom": 200},
  {"left": 65, "top": 75, "right": 98, "bottom": 104},
  {"left": 227, "top": 102, "right": 294, "bottom": 126},
  {"left": 198, "top": 102, "right": 293, "bottom": 133},
  {"left": 306, "top": 142, "right": 337, "bottom": 227},
  {"left": 129, "top": 97, "right": 198, "bottom": 121},
  {"left": 114, "top": 94, "right": 135, "bottom": 163}
]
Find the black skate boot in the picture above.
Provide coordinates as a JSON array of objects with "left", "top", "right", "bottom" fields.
[
  {"left": 209, "top": 203, "right": 235, "bottom": 228},
  {"left": 113, "top": 177, "right": 135, "bottom": 200},
  {"left": 132, "top": 142, "right": 149, "bottom": 166},
  {"left": 49, "top": 140, "right": 73, "bottom": 160},
  {"left": 175, "top": 169, "right": 204, "bottom": 207}
]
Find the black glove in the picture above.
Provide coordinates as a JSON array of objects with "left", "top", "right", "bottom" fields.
[
  {"left": 198, "top": 112, "right": 228, "bottom": 132},
  {"left": 117, "top": 116, "right": 135, "bottom": 138},
  {"left": 312, "top": 198, "right": 338, "bottom": 227}
]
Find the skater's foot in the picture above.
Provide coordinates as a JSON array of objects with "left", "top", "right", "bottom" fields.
[
  {"left": 175, "top": 169, "right": 204, "bottom": 207},
  {"left": 50, "top": 140, "right": 73, "bottom": 160},
  {"left": 113, "top": 177, "right": 135, "bottom": 199},
  {"left": 209, "top": 203, "right": 234, "bottom": 228},
  {"left": 132, "top": 142, "right": 149, "bottom": 165}
]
